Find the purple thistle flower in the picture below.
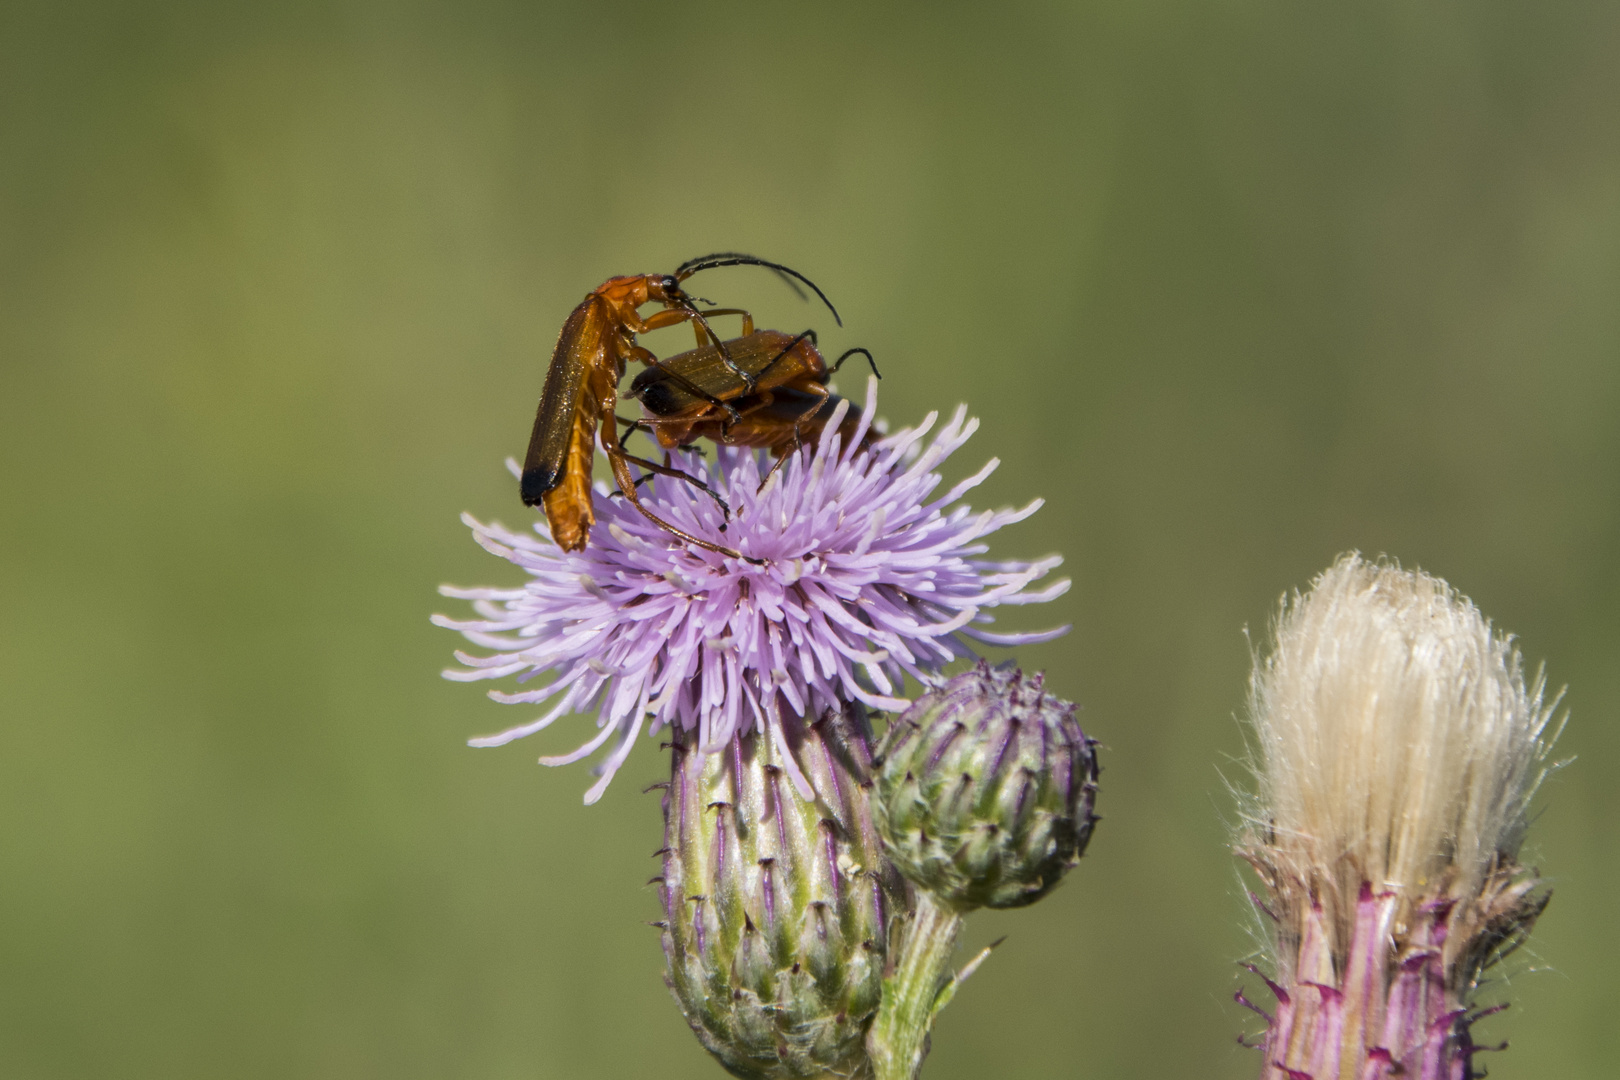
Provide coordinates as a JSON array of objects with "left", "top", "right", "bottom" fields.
[{"left": 434, "top": 378, "right": 1069, "bottom": 803}]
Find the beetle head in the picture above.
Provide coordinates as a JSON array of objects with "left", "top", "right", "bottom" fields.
[{"left": 647, "top": 274, "right": 685, "bottom": 305}]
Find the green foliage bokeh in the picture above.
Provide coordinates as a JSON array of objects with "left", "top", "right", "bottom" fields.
[{"left": 2, "top": 2, "right": 1616, "bottom": 1078}]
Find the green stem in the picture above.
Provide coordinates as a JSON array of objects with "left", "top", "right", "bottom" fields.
[{"left": 867, "top": 891, "right": 965, "bottom": 1080}]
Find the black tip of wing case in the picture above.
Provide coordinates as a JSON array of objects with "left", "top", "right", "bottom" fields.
[{"left": 520, "top": 468, "right": 555, "bottom": 507}]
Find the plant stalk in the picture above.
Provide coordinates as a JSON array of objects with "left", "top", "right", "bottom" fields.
[{"left": 866, "top": 890, "right": 964, "bottom": 1080}]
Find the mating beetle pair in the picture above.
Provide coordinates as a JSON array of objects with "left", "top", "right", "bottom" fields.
[{"left": 520, "top": 254, "right": 878, "bottom": 558}]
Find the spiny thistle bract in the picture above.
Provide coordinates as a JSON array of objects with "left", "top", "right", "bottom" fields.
[
  {"left": 1235, "top": 554, "right": 1561, "bottom": 1080},
  {"left": 873, "top": 663, "right": 1099, "bottom": 911},
  {"left": 658, "top": 703, "right": 907, "bottom": 1079}
]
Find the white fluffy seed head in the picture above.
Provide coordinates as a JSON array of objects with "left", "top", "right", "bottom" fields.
[{"left": 1241, "top": 553, "right": 1559, "bottom": 920}]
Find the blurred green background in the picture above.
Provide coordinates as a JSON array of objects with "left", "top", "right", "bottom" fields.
[{"left": 2, "top": 2, "right": 1616, "bottom": 1077}]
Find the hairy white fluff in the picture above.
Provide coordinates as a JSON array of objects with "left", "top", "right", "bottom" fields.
[{"left": 1243, "top": 554, "right": 1559, "bottom": 909}]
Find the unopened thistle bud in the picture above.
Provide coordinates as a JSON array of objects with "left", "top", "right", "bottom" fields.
[
  {"left": 1236, "top": 554, "right": 1561, "bottom": 1080},
  {"left": 873, "top": 663, "right": 1099, "bottom": 911},
  {"left": 658, "top": 703, "right": 907, "bottom": 1079}
]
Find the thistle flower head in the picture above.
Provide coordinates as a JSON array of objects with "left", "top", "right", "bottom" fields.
[
  {"left": 874, "top": 662, "right": 1099, "bottom": 911},
  {"left": 1241, "top": 552, "right": 1558, "bottom": 935},
  {"left": 1237, "top": 553, "right": 1562, "bottom": 1080},
  {"left": 659, "top": 703, "right": 903, "bottom": 1079},
  {"left": 434, "top": 380, "right": 1068, "bottom": 803}
]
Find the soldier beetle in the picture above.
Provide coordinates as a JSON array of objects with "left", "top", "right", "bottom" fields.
[
  {"left": 638, "top": 385, "right": 873, "bottom": 459},
  {"left": 626, "top": 329, "right": 880, "bottom": 482},
  {"left": 521, "top": 255, "right": 838, "bottom": 555}
]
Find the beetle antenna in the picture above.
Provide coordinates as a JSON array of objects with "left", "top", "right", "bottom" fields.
[
  {"left": 675, "top": 252, "right": 809, "bottom": 302},
  {"left": 674, "top": 253, "right": 842, "bottom": 327},
  {"left": 831, "top": 347, "right": 881, "bottom": 379}
]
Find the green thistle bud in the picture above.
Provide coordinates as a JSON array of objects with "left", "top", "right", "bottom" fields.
[
  {"left": 873, "top": 662, "right": 1099, "bottom": 911},
  {"left": 658, "top": 703, "right": 907, "bottom": 1080}
]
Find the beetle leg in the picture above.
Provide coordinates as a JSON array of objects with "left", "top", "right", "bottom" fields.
[
  {"left": 684, "top": 308, "right": 754, "bottom": 343},
  {"left": 756, "top": 444, "right": 795, "bottom": 492},
  {"left": 631, "top": 413, "right": 707, "bottom": 450},
  {"left": 607, "top": 449, "right": 750, "bottom": 560},
  {"left": 792, "top": 387, "right": 831, "bottom": 456},
  {"left": 614, "top": 449, "right": 732, "bottom": 521},
  {"left": 756, "top": 382, "right": 830, "bottom": 493},
  {"left": 756, "top": 418, "right": 808, "bottom": 491},
  {"left": 601, "top": 401, "right": 755, "bottom": 561},
  {"left": 614, "top": 413, "right": 653, "bottom": 452},
  {"left": 609, "top": 473, "right": 656, "bottom": 493},
  {"left": 638, "top": 308, "right": 697, "bottom": 333}
]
